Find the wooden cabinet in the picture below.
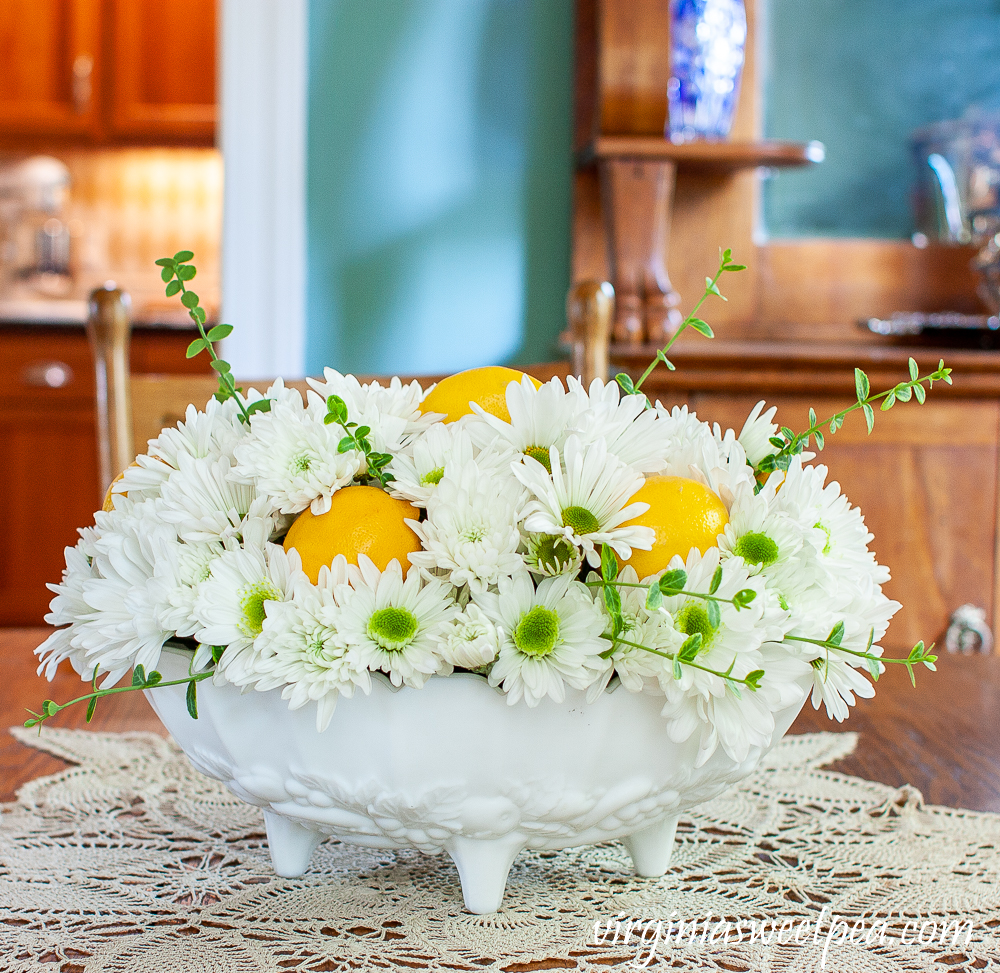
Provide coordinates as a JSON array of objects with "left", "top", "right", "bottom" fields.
[
  {"left": 0, "top": 327, "right": 208, "bottom": 626},
  {"left": 0, "top": 0, "right": 215, "bottom": 148}
]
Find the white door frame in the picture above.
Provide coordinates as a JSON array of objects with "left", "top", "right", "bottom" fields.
[{"left": 219, "top": 0, "right": 308, "bottom": 379}]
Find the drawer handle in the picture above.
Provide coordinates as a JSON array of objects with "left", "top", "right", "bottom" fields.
[{"left": 21, "top": 361, "right": 74, "bottom": 389}]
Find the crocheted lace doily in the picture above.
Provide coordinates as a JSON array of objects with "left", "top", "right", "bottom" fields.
[{"left": 2, "top": 728, "right": 998, "bottom": 972}]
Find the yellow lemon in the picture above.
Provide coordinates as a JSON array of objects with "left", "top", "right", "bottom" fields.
[
  {"left": 622, "top": 475, "right": 729, "bottom": 578},
  {"left": 101, "top": 462, "right": 140, "bottom": 512},
  {"left": 419, "top": 365, "right": 542, "bottom": 424},
  {"left": 283, "top": 485, "right": 422, "bottom": 583}
]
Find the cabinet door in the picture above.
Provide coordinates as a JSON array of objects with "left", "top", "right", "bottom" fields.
[
  {"left": 106, "top": 0, "right": 216, "bottom": 143},
  {"left": 0, "top": 0, "right": 101, "bottom": 139}
]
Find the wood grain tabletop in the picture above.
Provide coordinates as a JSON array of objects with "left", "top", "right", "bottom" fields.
[{"left": 2, "top": 627, "right": 998, "bottom": 812}]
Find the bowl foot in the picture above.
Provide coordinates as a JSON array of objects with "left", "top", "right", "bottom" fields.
[
  {"left": 445, "top": 833, "right": 526, "bottom": 914},
  {"left": 623, "top": 814, "right": 679, "bottom": 877},
  {"left": 265, "top": 811, "right": 325, "bottom": 877}
]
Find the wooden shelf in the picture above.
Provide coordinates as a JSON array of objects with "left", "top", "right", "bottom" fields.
[{"left": 579, "top": 137, "right": 824, "bottom": 171}]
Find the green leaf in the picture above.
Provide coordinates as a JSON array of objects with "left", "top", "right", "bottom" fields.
[
  {"left": 132, "top": 665, "right": 146, "bottom": 687},
  {"left": 602, "top": 584, "right": 622, "bottom": 619},
  {"left": 160, "top": 266, "right": 173, "bottom": 283},
  {"left": 165, "top": 279, "right": 182, "bottom": 297},
  {"left": 672, "top": 659, "right": 683, "bottom": 681},
  {"left": 85, "top": 695, "right": 97, "bottom": 723},
  {"left": 154, "top": 257, "right": 175, "bottom": 267},
  {"left": 914, "top": 383, "right": 926, "bottom": 404},
  {"left": 616, "top": 372, "right": 635, "bottom": 395},
  {"left": 185, "top": 338, "right": 208, "bottom": 358},
  {"left": 866, "top": 656, "right": 881, "bottom": 680},
  {"left": 706, "top": 598, "right": 721, "bottom": 628},
  {"left": 145, "top": 670, "right": 162, "bottom": 686},
  {"left": 210, "top": 359, "right": 231, "bottom": 373},
  {"left": 723, "top": 263, "right": 746, "bottom": 272},
  {"left": 679, "top": 634, "right": 702, "bottom": 661},
  {"left": 814, "top": 430, "right": 825, "bottom": 450},
  {"left": 732, "top": 588, "right": 757, "bottom": 610},
  {"left": 207, "top": 324, "right": 233, "bottom": 341},
  {"left": 645, "top": 584, "right": 663, "bottom": 610},
  {"left": 745, "top": 669, "right": 765, "bottom": 691},
  {"left": 601, "top": 544, "right": 618, "bottom": 583},
  {"left": 659, "top": 569, "right": 687, "bottom": 595},
  {"left": 354, "top": 425, "right": 371, "bottom": 441},
  {"left": 908, "top": 640, "right": 925, "bottom": 661},
  {"left": 43, "top": 699, "right": 58, "bottom": 717},
  {"left": 173, "top": 250, "right": 194, "bottom": 262},
  {"left": 246, "top": 398, "right": 271, "bottom": 417},
  {"left": 895, "top": 384, "right": 912, "bottom": 402},
  {"left": 705, "top": 277, "right": 723, "bottom": 298},
  {"left": 827, "top": 620, "right": 845, "bottom": 646},
  {"left": 808, "top": 407, "right": 817, "bottom": 428},
  {"left": 908, "top": 357, "right": 919, "bottom": 380},
  {"left": 862, "top": 402, "right": 875, "bottom": 433},
  {"left": 688, "top": 317, "right": 714, "bottom": 338},
  {"left": 880, "top": 392, "right": 895, "bottom": 411},
  {"left": 180, "top": 290, "right": 200, "bottom": 309},
  {"left": 709, "top": 565, "right": 722, "bottom": 595},
  {"left": 338, "top": 436, "right": 355, "bottom": 453},
  {"left": 24, "top": 718, "right": 38, "bottom": 728},
  {"left": 722, "top": 247, "right": 732, "bottom": 263},
  {"left": 192, "top": 305, "right": 207, "bottom": 324},
  {"left": 211, "top": 645, "right": 225, "bottom": 664},
  {"left": 855, "top": 367, "right": 870, "bottom": 402},
  {"left": 176, "top": 264, "right": 197, "bottom": 281},
  {"left": 185, "top": 680, "right": 199, "bottom": 720},
  {"left": 326, "top": 394, "right": 348, "bottom": 424}
]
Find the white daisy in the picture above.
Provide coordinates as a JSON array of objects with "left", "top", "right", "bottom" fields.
[
  {"left": 335, "top": 555, "right": 460, "bottom": 688},
  {"left": 197, "top": 517, "right": 305, "bottom": 684},
  {"left": 231, "top": 380, "right": 362, "bottom": 515},
  {"left": 514, "top": 435, "right": 654, "bottom": 567},
  {"left": 407, "top": 459, "right": 527, "bottom": 593},
  {"left": 522, "top": 533, "right": 585, "bottom": 579},
  {"left": 468, "top": 375, "right": 586, "bottom": 471},
  {"left": 474, "top": 571, "right": 608, "bottom": 706},
  {"left": 427, "top": 603, "right": 502, "bottom": 670},
  {"left": 149, "top": 537, "right": 227, "bottom": 638}
]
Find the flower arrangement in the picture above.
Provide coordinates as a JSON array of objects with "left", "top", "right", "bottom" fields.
[{"left": 29, "top": 249, "right": 945, "bottom": 770}]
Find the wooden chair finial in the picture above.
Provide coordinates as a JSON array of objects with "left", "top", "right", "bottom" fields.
[{"left": 564, "top": 280, "right": 614, "bottom": 385}]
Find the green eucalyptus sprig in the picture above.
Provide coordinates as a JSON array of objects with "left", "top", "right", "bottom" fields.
[
  {"left": 592, "top": 544, "right": 763, "bottom": 696},
  {"left": 323, "top": 394, "right": 395, "bottom": 489},
  {"left": 25, "top": 663, "right": 213, "bottom": 731},
  {"left": 154, "top": 251, "right": 271, "bottom": 425},
  {"left": 784, "top": 620, "right": 937, "bottom": 687},
  {"left": 615, "top": 247, "right": 745, "bottom": 400},
  {"left": 755, "top": 358, "right": 954, "bottom": 477}
]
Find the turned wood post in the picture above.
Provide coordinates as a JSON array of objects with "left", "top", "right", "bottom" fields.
[
  {"left": 86, "top": 284, "right": 133, "bottom": 492},
  {"left": 565, "top": 280, "right": 615, "bottom": 385}
]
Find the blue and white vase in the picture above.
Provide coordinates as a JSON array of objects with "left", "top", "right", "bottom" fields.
[{"left": 667, "top": 0, "right": 747, "bottom": 143}]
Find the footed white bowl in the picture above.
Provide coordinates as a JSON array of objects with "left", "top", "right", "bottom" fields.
[{"left": 148, "top": 646, "right": 811, "bottom": 913}]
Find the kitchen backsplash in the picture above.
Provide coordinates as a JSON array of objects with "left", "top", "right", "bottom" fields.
[{"left": 64, "top": 148, "right": 221, "bottom": 317}]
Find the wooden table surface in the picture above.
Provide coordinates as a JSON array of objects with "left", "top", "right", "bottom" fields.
[{"left": 2, "top": 627, "right": 999, "bottom": 812}]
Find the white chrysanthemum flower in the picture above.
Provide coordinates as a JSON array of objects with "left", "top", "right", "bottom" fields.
[
  {"left": 307, "top": 368, "right": 438, "bottom": 455},
  {"left": 591, "top": 565, "right": 684, "bottom": 698},
  {"left": 468, "top": 375, "right": 587, "bottom": 470},
  {"left": 231, "top": 380, "right": 362, "bottom": 516},
  {"left": 474, "top": 571, "right": 608, "bottom": 706},
  {"left": 514, "top": 435, "right": 654, "bottom": 567},
  {"left": 197, "top": 517, "right": 305, "bottom": 683},
  {"left": 149, "top": 537, "right": 227, "bottom": 638},
  {"left": 242, "top": 556, "right": 372, "bottom": 731},
  {"left": 158, "top": 453, "right": 259, "bottom": 542},
  {"left": 522, "top": 533, "right": 585, "bottom": 578},
  {"left": 408, "top": 460, "right": 527, "bottom": 593},
  {"left": 656, "top": 548, "right": 792, "bottom": 765},
  {"left": 737, "top": 400, "right": 779, "bottom": 467},
  {"left": 569, "top": 376, "right": 668, "bottom": 473},
  {"left": 53, "top": 500, "right": 181, "bottom": 686},
  {"left": 114, "top": 395, "right": 248, "bottom": 502},
  {"left": 35, "top": 531, "right": 102, "bottom": 681},
  {"left": 774, "top": 456, "right": 889, "bottom": 585},
  {"left": 427, "top": 603, "right": 502, "bottom": 670},
  {"left": 335, "top": 555, "right": 460, "bottom": 688}
]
